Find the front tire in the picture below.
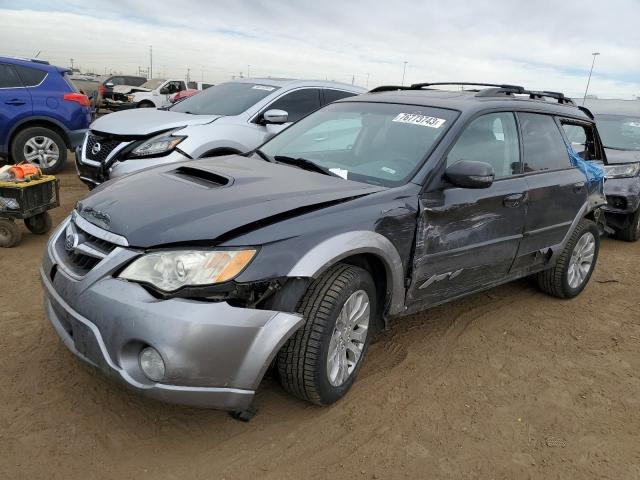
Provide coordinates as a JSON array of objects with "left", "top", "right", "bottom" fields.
[
  {"left": 536, "top": 219, "right": 599, "bottom": 298},
  {"left": 277, "top": 264, "right": 377, "bottom": 405},
  {"left": 11, "top": 126, "right": 67, "bottom": 174},
  {"left": 616, "top": 209, "right": 640, "bottom": 242}
]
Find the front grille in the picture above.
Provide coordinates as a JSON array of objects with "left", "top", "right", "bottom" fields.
[
  {"left": 56, "top": 215, "right": 119, "bottom": 277},
  {"left": 85, "top": 133, "right": 122, "bottom": 163}
]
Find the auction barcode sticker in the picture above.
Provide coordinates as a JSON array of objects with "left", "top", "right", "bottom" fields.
[
  {"left": 252, "top": 85, "right": 276, "bottom": 91},
  {"left": 392, "top": 113, "right": 446, "bottom": 128}
]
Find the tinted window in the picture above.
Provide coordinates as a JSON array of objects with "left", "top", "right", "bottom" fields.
[
  {"left": 266, "top": 89, "right": 322, "bottom": 123},
  {"left": 561, "top": 122, "right": 599, "bottom": 160},
  {"left": 260, "top": 102, "right": 457, "bottom": 187},
  {"left": 0, "top": 64, "right": 23, "bottom": 88},
  {"left": 170, "top": 82, "right": 280, "bottom": 115},
  {"left": 595, "top": 114, "right": 640, "bottom": 151},
  {"left": 127, "top": 77, "right": 146, "bottom": 86},
  {"left": 323, "top": 89, "right": 357, "bottom": 105},
  {"left": 519, "top": 113, "right": 571, "bottom": 172},
  {"left": 14, "top": 65, "right": 46, "bottom": 86},
  {"left": 447, "top": 112, "right": 520, "bottom": 178},
  {"left": 108, "top": 76, "right": 127, "bottom": 86}
]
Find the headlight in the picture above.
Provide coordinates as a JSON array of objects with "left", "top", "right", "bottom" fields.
[
  {"left": 603, "top": 163, "right": 640, "bottom": 179},
  {"left": 119, "top": 249, "right": 256, "bottom": 292},
  {"left": 129, "top": 130, "right": 186, "bottom": 158}
]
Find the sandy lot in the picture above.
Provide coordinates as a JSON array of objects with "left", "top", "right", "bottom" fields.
[{"left": 1, "top": 158, "right": 639, "bottom": 480}]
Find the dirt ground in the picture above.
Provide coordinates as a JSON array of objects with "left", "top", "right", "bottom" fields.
[{"left": 1, "top": 157, "right": 639, "bottom": 480}]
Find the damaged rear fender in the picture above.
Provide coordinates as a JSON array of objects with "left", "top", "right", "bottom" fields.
[{"left": 287, "top": 231, "right": 406, "bottom": 316}]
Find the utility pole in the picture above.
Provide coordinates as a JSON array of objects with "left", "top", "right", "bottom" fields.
[
  {"left": 149, "top": 45, "right": 153, "bottom": 79},
  {"left": 352, "top": 74, "right": 355, "bottom": 85},
  {"left": 70, "top": 58, "right": 74, "bottom": 70},
  {"left": 186, "top": 68, "right": 191, "bottom": 83},
  {"left": 401, "top": 61, "right": 408, "bottom": 86},
  {"left": 582, "top": 52, "right": 600, "bottom": 105}
]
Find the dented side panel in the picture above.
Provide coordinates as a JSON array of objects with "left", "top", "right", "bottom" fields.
[{"left": 406, "top": 177, "right": 528, "bottom": 308}]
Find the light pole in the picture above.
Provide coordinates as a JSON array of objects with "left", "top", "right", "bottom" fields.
[
  {"left": 582, "top": 52, "right": 600, "bottom": 105},
  {"left": 366, "top": 72, "right": 370, "bottom": 89},
  {"left": 401, "top": 61, "right": 408, "bottom": 86}
]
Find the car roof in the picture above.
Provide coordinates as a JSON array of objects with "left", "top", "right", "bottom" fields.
[
  {"left": 341, "top": 87, "right": 592, "bottom": 120},
  {"left": 230, "top": 77, "right": 366, "bottom": 92},
  {"left": 0, "top": 55, "right": 61, "bottom": 72},
  {"left": 577, "top": 98, "right": 640, "bottom": 116}
]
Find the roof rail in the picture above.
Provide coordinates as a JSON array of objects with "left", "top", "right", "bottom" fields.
[{"left": 368, "top": 81, "right": 574, "bottom": 105}]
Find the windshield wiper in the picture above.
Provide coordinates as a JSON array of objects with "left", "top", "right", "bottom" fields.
[
  {"left": 253, "top": 148, "right": 274, "bottom": 162},
  {"left": 273, "top": 155, "right": 340, "bottom": 177}
]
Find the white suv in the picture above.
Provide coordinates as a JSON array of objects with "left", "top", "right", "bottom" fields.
[{"left": 76, "top": 78, "right": 365, "bottom": 188}]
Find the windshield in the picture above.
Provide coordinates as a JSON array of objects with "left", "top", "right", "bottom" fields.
[
  {"left": 170, "top": 82, "right": 280, "bottom": 116},
  {"left": 595, "top": 114, "right": 640, "bottom": 151},
  {"left": 260, "top": 102, "right": 458, "bottom": 186},
  {"left": 140, "top": 79, "right": 165, "bottom": 89}
]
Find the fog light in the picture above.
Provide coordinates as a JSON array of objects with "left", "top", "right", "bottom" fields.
[{"left": 139, "top": 347, "right": 165, "bottom": 381}]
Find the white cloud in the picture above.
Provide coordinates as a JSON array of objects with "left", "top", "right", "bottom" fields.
[{"left": 0, "top": 1, "right": 638, "bottom": 98}]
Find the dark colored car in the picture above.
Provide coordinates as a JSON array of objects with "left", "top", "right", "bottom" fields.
[
  {"left": 0, "top": 56, "right": 91, "bottom": 173},
  {"left": 98, "top": 74, "right": 147, "bottom": 110},
  {"left": 578, "top": 99, "right": 640, "bottom": 241},
  {"left": 41, "top": 82, "right": 607, "bottom": 416}
]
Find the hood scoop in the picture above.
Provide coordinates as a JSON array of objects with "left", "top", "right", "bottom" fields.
[{"left": 169, "top": 166, "right": 230, "bottom": 188}]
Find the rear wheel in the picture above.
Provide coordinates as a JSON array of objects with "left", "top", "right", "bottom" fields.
[
  {"left": 536, "top": 219, "right": 599, "bottom": 298},
  {"left": 11, "top": 126, "right": 67, "bottom": 174},
  {"left": 0, "top": 219, "right": 21, "bottom": 248},
  {"left": 24, "top": 212, "right": 52, "bottom": 235},
  {"left": 277, "top": 264, "right": 377, "bottom": 405},
  {"left": 616, "top": 209, "right": 640, "bottom": 242}
]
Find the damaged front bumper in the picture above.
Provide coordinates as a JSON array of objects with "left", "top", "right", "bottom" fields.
[
  {"left": 603, "top": 176, "right": 640, "bottom": 215},
  {"left": 41, "top": 217, "right": 303, "bottom": 410}
]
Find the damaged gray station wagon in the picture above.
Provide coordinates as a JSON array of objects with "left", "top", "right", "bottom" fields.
[{"left": 42, "top": 82, "right": 607, "bottom": 418}]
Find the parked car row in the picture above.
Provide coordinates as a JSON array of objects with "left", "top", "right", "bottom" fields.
[{"left": 39, "top": 77, "right": 631, "bottom": 420}]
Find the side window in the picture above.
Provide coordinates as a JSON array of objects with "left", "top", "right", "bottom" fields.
[
  {"left": 447, "top": 112, "right": 520, "bottom": 178},
  {"left": 561, "top": 122, "right": 599, "bottom": 160},
  {"left": 177, "top": 81, "right": 186, "bottom": 91},
  {"left": 323, "top": 89, "right": 357, "bottom": 105},
  {"left": 14, "top": 65, "right": 46, "bottom": 87},
  {"left": 0, "top": 64, "right": 23, "bottom": 88},
  {"left": 266, "top": 88, "right": 322, "bottom": 123},
  {"left": 519, "top": 113, "right": 571, "bottom": 172},
  {"left": 110, "top": 77, "right": 126, "bottom": 86}
]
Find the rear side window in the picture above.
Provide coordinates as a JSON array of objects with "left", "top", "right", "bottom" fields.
[
  {"left": 109, "top": 77, "right": 127, "bottom": 86},
  {"left": 0, "top": 64, "right": 23, "bottom": 88},
  {"left": 14, "top": 65, "right": 47, "bottom": 87},
  {"left": 519, "top": 113, "right": 571, "bottom": 172},
  {"left": 447, "top": 112, "right": 520, "bottom": 178},
  {"left": 266, "top": 88, "right": 322, "bottom": 123},
  {"left": 561, "top": 122, "right": 600, "bottom": 160},
  {"left": 323, "top": 89, "right": 357, "bottom": 105},
  {"left": 127, "top": 77, "right": 146, "bottom": 86}
]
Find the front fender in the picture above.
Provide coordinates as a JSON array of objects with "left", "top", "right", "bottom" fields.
[{"left": 287, "top": 231, "right": 406, "bottom": 316}]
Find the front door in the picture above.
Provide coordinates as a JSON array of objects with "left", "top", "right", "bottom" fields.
[{"left": 407, "top": 112, "right": 527, "bottom": 308}]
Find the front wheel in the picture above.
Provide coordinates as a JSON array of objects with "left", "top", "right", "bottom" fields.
[
  {"left": 277, "top": 264, "right": 378, "bottom": 405},
  {"left": 536, "top": 219, "right": 599, "bottom": 298}
]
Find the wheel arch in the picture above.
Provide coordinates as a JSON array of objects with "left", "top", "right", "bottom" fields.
[
  {"left": 7, "top": 117, "right": 71, "bottom": 153},
  {"left": 198, "top": 146, "right": 243, "bottom": 158}
]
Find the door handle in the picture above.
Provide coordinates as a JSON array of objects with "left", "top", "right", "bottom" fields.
[
  {"left": 503, "top": 192, "right": 526, "bottom": 208},
  {"left": 5, "top": 99, "right": 25, "bottom": 106},
  {"left": 573, "top": 182, "right": 585, "bottom": 193}
]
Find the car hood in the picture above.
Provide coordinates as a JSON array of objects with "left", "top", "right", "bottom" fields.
[
  {"left": 90, "top": 108, "right": 220, "bottom": 136},
  {"left": 604, "top": 147, "right": 640, "bottom": 164},
  {"left": 77, "top": 155, "right": 386, "bottom": 247}
]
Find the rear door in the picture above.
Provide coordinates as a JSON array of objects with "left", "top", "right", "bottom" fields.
[
  {"left": 0, "top": 63, "right": 31, "bottom": 151},
  {"left": 512, "top": 112, "right": 588, "bottom": 271},
  {"left": 407, "top": 112, "right": 528, "bottom": 307}
]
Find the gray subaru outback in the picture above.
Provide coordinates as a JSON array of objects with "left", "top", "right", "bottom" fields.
[{"left": 42, "top": 82, "right": 607, "bottom": 418}]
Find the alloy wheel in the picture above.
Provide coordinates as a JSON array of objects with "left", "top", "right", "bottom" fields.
[
  {"left": 567, "top": 232, "right": 596, "bottom": 289},
  {"left": 23, "top": 136, "right": 59, "bottom": 168}
]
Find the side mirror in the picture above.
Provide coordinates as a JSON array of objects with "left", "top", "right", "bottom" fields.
[
  {"left": 445, "top": 160, "right": 495, "bottom": 188},
  {"left": 262, "top": 109, "right": 289, "bottom": 125},
  {"left": 105, "top": 82, "right": 114, "bottom": 88}
]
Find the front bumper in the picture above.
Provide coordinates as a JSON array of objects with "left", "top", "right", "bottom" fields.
[
  {"left": 68, "top": 128, "right": 88, "bottom": 149},
  {"left": 41, "top": 217, "right": 303, "bottom": 410},
  {"left": 603, "top": 176, "right": 640, "bottom": 215}
]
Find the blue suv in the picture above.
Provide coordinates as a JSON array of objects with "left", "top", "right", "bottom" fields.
[{"left": 0, "top": 56, "right": 91, "bottom": 173}]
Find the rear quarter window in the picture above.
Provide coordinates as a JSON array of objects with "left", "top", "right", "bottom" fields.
[{"left": 14, "top": 65, "right": 47, "bottom": 87}]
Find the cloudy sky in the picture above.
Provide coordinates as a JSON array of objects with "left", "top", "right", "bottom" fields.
[{"left": 0, "top": 0, "right": 638, "bottom": 98}]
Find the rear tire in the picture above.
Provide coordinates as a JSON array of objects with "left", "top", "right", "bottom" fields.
[
  {"left": 615, "top": 209, "right": 640, "bottom": 242},
  {"left": 536, "top": 219, "right": 599, "bottom": 298},
  {"left": 11, "top": 126, "right": 67, "bottom": 174},
  {"left": 0, "top": 219, "right": 21, "bottom": 248},
  {"left": 24, "top": 212, "right": 52, "bottom": 235},
  {"left": 277, "top": 264, "right": 377, "bottom": 406}
]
